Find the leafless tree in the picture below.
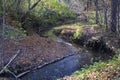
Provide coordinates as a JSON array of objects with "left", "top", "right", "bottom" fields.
[
  {"left": 102, "top": 0, "right": 108, "bottom": 29},
  {"left": 94, "top": 0, "right": 99, "bottom": 24},
  {"left": 1, "top": 0, "right": 6, "bottom": 68},
  {"left": 110, "top": 0, "right": 118, "bottom": 33}
]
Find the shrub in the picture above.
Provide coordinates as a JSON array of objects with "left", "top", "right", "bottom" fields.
[
  {"left": 0, "top": 25, "right": 26, "bottom": 40},
  {"left": 31, "top": 0, "right": 76, "bottom": 26}
]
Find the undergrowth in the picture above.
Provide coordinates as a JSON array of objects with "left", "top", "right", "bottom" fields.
[
  {"left": 25, "top": 0, "right": 76, "bottom": 27},
  {"left": 0, "top": 25, "right": 26, "bottom": 39},
  {"left": 72, "top": 52, "right": 120, "bottom": 80}
]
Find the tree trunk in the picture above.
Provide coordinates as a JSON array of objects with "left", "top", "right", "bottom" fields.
[
  {"left": 1, "top": 0, "right": 6, "bottom": 68},
  {"left": 110, "top": 0, "right": 118, "bottom": 33},
  {"left": 117, "top": 0, "right": 120, "bottom": 35},
  {"left": 102, "top": 0, "right": 108, "bottom": 29},
  {"left": 94, "top": 0, "right": 99, "bottom": 24},
  {"left": 21, "top": 0, "right": 41, "bottom": 28}
]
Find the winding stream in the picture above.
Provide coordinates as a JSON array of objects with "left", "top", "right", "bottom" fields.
[{"left": 21, "top": 38, "right": 94, "bottom": 80}]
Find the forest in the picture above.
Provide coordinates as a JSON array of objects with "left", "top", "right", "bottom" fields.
[{"left": 0, "top": 0, "right": 120, "bottom": 80}]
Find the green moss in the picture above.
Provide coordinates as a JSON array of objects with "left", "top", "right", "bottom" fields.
[
  {"left": 115, "top": 49, "right": 120, "bottom": 55},
  {"left": 85, "top": 11, "right": 96, "bottom": 25},
  {"left": 3, "top": 68, "right": 9, "bottom": 73},
  {"left": 86, "top": 11, "right": 96, "bottom": 19},
  {"left": 73, "top": 28, "right": 83, "bottom": 39},
  {"left": 43, "top": 29, "right": 59, "bottom": 41}
]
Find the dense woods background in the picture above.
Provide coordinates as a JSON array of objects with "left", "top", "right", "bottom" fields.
[{"left": 0, "top": 0, "right": 119, "bottom": 33}]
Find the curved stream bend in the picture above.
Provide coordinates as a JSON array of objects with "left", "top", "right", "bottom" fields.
[{"left": 20, "top": 38, "right": 93, "bottom": 80}]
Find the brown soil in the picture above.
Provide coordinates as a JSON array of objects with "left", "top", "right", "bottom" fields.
[{"left": 0, "top": 35, "right": 76, "bottom": 73}]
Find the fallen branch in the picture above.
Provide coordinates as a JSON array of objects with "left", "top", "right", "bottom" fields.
[
  {"left": 7, "top": 69, "right": 17, "bottom": 79},
  {"left": 17, "top": 70, "right": 30, "bottom": 78},
  {"left": 0, "top": 50, "right": 21, "bottom": 74}
]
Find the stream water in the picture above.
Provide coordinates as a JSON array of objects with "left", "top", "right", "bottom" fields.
[
  {"left": 0, "top": 36, "right": 110, "bottom": 80},
  {"left": 21, "top": 53, "right": 93, "bottom": 80},
  {"left": 21, "top": 38, "right": 94, "bottom": 80}
]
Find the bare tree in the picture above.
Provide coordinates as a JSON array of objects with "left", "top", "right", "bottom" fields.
[
  {"left": 110, "top": 0, "right": 118, "bottom": 33},
  {"left": 94, "top": 0, "right": 99, "bottom": 24},
  {"left": 28, "top": 0, "right": 31, "bottom": 10},
  {"left": 102, "top": 0, "right": 108, "bottom": 29},
  {"left": 1, "top": 0, "right": 6, "bottom": 68},
  {"left": 117, "top": 0, "right": 120, "bottom": 35}
]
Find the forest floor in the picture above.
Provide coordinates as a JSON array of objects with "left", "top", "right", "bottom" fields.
[
  {"left": 0, "top": 34, "right": 77, "bottom": 75},
  {"left": 60, "top": 57, "right": 120, "bottom": 80}
]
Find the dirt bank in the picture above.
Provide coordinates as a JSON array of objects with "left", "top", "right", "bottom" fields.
[{"left": 0, "top": 35, "right": 77, "bottom": 74}]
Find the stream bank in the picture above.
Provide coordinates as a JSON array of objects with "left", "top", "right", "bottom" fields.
[
  {"left": 21, "top": 51, "right": 92, "bottom": 80},
  {"left": 0, "top": 32, "right": 115, "bottom": 80},
  {"left": 20, "top": 33, "right": 116, "bottom": 80},
  {"left": 0, "top": 22, "right": 117, "bottom": 80},
  {"left": 42, "top": 25, "right": 116, "bottom": 61},
  {"left": 17, "top": 27, "right": 117, "bottom": 80},
  {"left": 0, "top": 35, "right": 78, "bottom": 79}
]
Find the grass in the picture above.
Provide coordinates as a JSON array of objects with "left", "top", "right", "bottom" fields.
[
  {"left": 54, "top": 22, "right": 97, "bottom": 30},
  {"left": 70, "top": 54, "right": 120, "bottom": 80},
  {"left": 43, "top": 29, "right": 59, "bottom": 41}
]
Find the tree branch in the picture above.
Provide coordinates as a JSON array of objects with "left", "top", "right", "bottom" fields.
[
  {"left": 21, "top": 0, "right": 41, "bottom": 20},
  {"left": 0, "top": 50, "right": 21, "bottom": 74}
]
